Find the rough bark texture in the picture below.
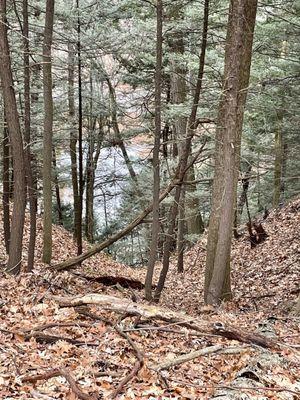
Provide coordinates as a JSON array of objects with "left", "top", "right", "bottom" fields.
[
  {"left": 23, "top": 0, "right": 37, "bottom": 271},
  {"left": 68, "top": 41, "right": 81, "bottom": 248},
  {"left": 145, "top": 0, "right": 162, "bottom": 300},
  {"left": 2, "top": 119, "right": 10, "bottom": 254},
  {"left": 52, "top": 147, "right": 63, "bottom": 225},
  {"left": 77, "top": 0, "right": 83, "bottom": 256},
  {"left": 42, "top": 0, "right": 55, "bottom": 264},
  {"left": 153, "top": 0, "right": 209, "bottom": 302},
  {"left": 205, "top": 0, "right": 258, "bottom": 305},
  {"left": 0, "top": 0, "right": 26, "bottom": 274}
]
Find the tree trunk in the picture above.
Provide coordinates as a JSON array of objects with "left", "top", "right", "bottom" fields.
[
  {"left": 23, "top": 0, "right": 37, "bottom": 271},
  {"left": 144, "top": 0, "right": 163, "bottom": 301},
  {"left": 42, "top": 0, "right": 55, "bottom": 264},
  {"left": 52, "top": 147, "right": 63, "bottom": 225},
  {"left": 2, "top": 117, "right": 10, "bottom": 254},
  {"left": 0, "top": 0, "right": 26, "bottom": 274},
  {"left": 153, "top": 0, "right": 209, "bottom": 302},
  {"left": 205, "top": 0, "right": 257, "bottom": 305},
  {"left": 76, "top": 0, "right": 83, "bottom": 256},
  {"left": 68, "top": 41, "right": 81, "bottom": 249}
]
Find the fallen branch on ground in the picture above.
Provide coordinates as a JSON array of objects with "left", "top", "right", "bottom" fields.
[
  {"left": 78, "top": 308, "right": 144, "bottom": 399},
  {"left": 55, "top": 293, "right": 280, "bottom": 349},
  {"left": 22, "top": 368, "right": 96, "bottom": 400},
  {"left": 151, "top": 345, "right": 247, "bottom": 371}
]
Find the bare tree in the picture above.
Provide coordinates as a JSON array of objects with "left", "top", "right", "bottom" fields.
[
  {"left": 0, "top": 0, "right": 26, "bottom": 274},
  {"left": 204, "top": 0, "right": 258, "bottom": 305},
  {"left": 42, "top": 0, "right": 55, "bottom": 264},
  {"left": 145, "top": 0, "right": 163, "bottom": 300}
]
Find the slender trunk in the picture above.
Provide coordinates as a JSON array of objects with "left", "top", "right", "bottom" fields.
[
  {"left": 144, "top": 0, "right": 163, "bottom": 300},
  {"left": 23, "top": 0, "right": 37, "bottom": 271},
  {"left": 0, "top": 0, "right": 26, "bottom": 274},
  {"left": 154, "top": 0, "right": 209, "bottom": 302},
  {"left": 68, "top": 41, "right": 81, "bottom": 247},
  {"left": 177, "top": 187, "right": 186, "bottom": 273},
  {"left": 205, "top": 0, "right": 257, "bottom": 305},
  {"left": 77, "top": 0, "right": 83, "bottom": 255},
  {"left": 52, "top": 146, "right": 63, "bottom": 225},
  {"left": 2, "top": 118, "right": 10, "bottom": 254},
  {"left": 42, "top": 0, "right": 55, "bottom": 264}
]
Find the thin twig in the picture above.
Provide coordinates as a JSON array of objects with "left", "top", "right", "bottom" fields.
[{"left": 22, "top": 368, "right": 96, "bottom": 400}]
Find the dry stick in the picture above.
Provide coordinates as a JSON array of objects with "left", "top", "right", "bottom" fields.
[
  {"left": 22, "top": 367, "right": 96, "bottom": 400},
  {"left": 52, "top": 147, "right": 204, "bottom": 271},
  {"left": 78, "top": 309, "right": 144, "bottom": 399},
  {"left": 151, "top": 345, "right": 247, "bottom": 371},
  {"left": 56, "top": 293, "right": 280, "bottom": 350},
  {"left": 26, "top": 322, "right": 91, "bottom": 332}
]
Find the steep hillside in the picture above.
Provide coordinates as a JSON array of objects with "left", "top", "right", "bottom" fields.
[{"left": 0, "top": 199, "right": 299, "bottom": 399}]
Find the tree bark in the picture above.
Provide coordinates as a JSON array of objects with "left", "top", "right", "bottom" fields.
[
  {"left": 76, "top": 0, "right": 83, "bottom": 256},
  {"left": 23, "top": 0, "right": 37, "bottom": 271},
  {"left": 145, "top": 0, "right": 163, "bottom": 301},
  {"left": 153, "top": 0, "right": 209, "bottom": 302},
  {"left": 205, "top": 0, "right": 257, "bottom": 305},
  {"left": 68, "top": 41, "right": 82, "bottom": 248},
  {"left": 2, "top": 117, "right": 10, "bottom": 254},
  {"left": 0, "top": 0, "right": 26, "bottom": 274},
  {"left": 42, "top": 0, "right": 55, "bottom": 264},
  {"left": 52, "top": 147, "right": 63, "bottom": 225}
]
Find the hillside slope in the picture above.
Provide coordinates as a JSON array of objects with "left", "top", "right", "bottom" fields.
[{"left": 0, "top": 199, "right": 299, "bottom": 399}]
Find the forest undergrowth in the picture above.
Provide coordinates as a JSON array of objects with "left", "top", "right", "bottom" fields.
[{"left": 0, "top": 199, "right": 299, "bottom": 399}]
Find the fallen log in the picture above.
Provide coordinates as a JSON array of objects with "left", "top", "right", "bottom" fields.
[
  {"left": 52, "top": 147, "right": 204, "bottom": 271},
  {"left": 56, "top": 293, "right": 280, "bottom": 349},
  {"left": 151, "top": 345, "right": 247, "bottom": 371}
]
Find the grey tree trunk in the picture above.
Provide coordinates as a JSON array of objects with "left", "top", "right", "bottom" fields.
[
  {"left": 2, "top": 117, "right": 10, "bottom": 254},
  {"left": 144, "top": 0, "right": 163, "bottom": 300},
  {"left": 23, "top": 0, "right": 37, "bottom": 271},
  {"left": 0, "top": 0, "right": 26, "bottom": 274},
  {"left": 153, "top": 0, "right": 209, "bottom": 302},
  {"left": 42, "top": 0, "right": 55, "bottom": 264},
  {"left": 205, "top": 0, "right": 257, "bottom": 305}
]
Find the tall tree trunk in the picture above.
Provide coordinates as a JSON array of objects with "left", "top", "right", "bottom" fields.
[
  {"left": 2, "top": 117, "right": 10, "bottom": 254},
  {"left": 76, "top": 0, "right": 83, "bottom": 255},
  {"left": 153, "top": 0, "right": 209, "bottom": 302},
  {"left": 52, "top": 146, "right": 63, "bottom": 225},
  {"left": 23, "top": 0, "right": 37, "bottom": 271},
  {"left": 144, "top": 0, "right": 163, "bottom": 300},
  {"left": 204, "top": 0, "right": 257, "bottom": 305},
  {"left": 0, "top": 0, "right": 26, "bottom": 274},
  {"left": 42, "top": 0, "right": 55, "bottom": 264},
  {"left": 177, "top": 187, "right": 186, "bottom": 273},
  {"left": 68, "top": 41, "right": 81, "bottom": 248}
]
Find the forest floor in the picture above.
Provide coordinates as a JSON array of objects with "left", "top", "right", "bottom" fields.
[{"left": 0, "top": 198, "right": 299, "bottom": 399}]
